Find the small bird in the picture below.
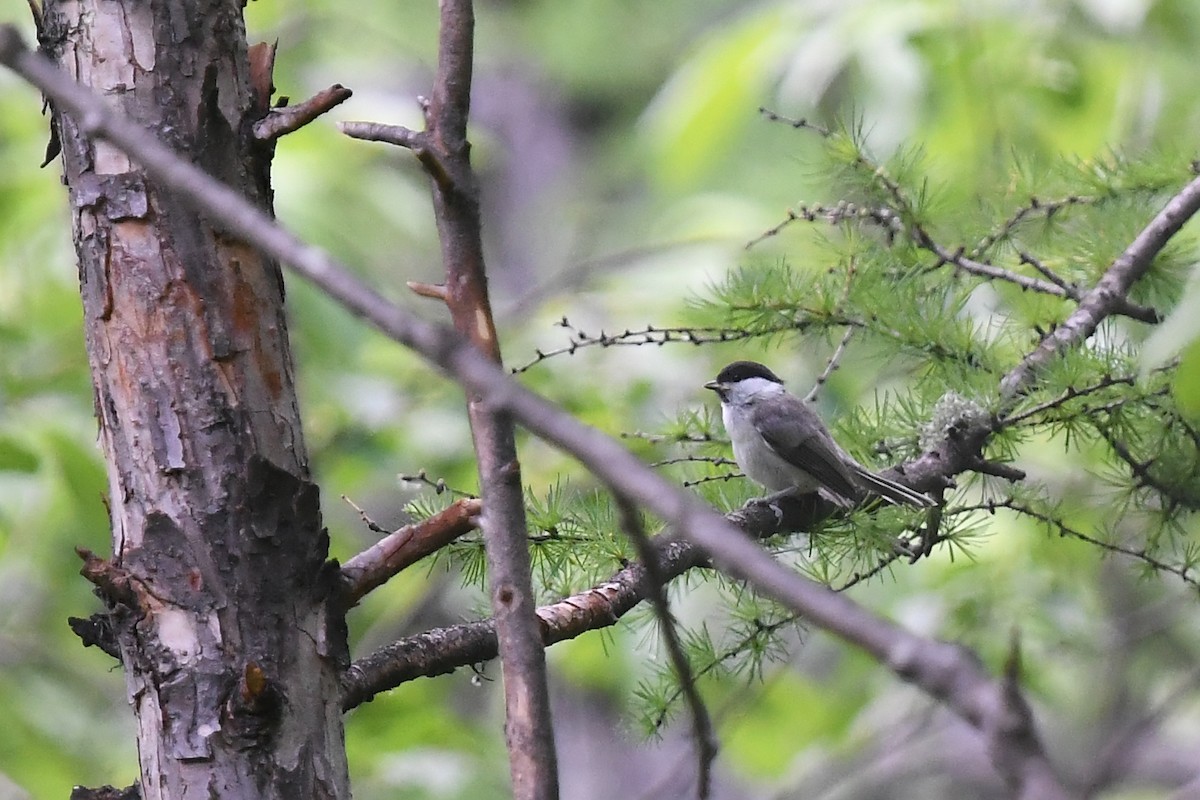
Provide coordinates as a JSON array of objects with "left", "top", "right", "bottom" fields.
[{"left": 705, "top": 360, "right": 934, "bottom": 508}]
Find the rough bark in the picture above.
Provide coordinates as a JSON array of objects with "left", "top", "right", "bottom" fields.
[{"left": 39, "top": 0, "right": 350, "bottom": 797}]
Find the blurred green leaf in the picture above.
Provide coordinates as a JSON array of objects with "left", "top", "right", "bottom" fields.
[
  {"left": 1172, "top": 338, "right": 1200, "bottom": 422},
  {"left": 0, "top": 435, "right": 38, "bottom": 472}
]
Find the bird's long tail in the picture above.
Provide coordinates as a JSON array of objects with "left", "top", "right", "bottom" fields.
[{"left": 852, "top": 467, "right": 935, "bottom": 508}]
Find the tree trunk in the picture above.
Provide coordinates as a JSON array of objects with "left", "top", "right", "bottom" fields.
[{"left": 41, "top": 0, "right": 351, "bottom": 796}]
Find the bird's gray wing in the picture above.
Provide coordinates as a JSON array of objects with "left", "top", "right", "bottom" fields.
[{"left": 750, "top": 395, "right": 863, "bottom": 502}]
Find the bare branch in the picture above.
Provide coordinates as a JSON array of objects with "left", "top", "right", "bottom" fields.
[
  {"left": 749, "top": 151, "right": 1160, "bottom": 325},
  {"left": 513, "top": 320, "right": 770, "bottom": 373},
  {"left": 398, "top": 469, "right": 477, "bottom": 498},
  {"left": 407, "top": 2, "right": 560, "bottom": 795},
  {"left": 996, "top": 374, "right": 1139, "bottom": 428},
  {"left": 970, "top": 195, "right": 1095, "bottom": 258},
  {"left": 407, "top": 280, "right": 449, "bottom": 300},
  {"left": 338, "top": 120, "right": 425, "bottom": 148},
  {"left": 981, "top": 499, "right": 1200, "bottom": 590},
  {"left": 1093, "top": 427, "right": 1200, "bottom": 511},
  {"left": 758, "top": 107, "right": 832, "bottom": 136},
  {"left": 967, "top": 459, "right": 1026, "bottom": 482},
  {"left": 341, "top": 498, "right": 482, "bottom": 605},
  {"left": 341, "top": 494, "right": 391, "bottom": 535},
  {"left": 252, "top": 84, "right": 353, "bottom": 141},
  {"left": 615, "top": 498, "right": 717, "bottom": 799},
  {"left": 805, "top": 326, "right": 855, "bottom": 403},
  {"left": 341, "top": 535, "right": 713, "bottom": 709},
  {"left": 1017, "top": 250, "right": 1076, "bottom": 295}
]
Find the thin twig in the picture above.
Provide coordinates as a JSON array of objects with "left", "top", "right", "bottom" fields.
[
  {"left": 1092, "top": 427, "right": 1200, "bottom": 511},
  {"left": 341, "top": 494, "right": 391, "bottom": 536},
  {"left": 622, "top": 430, "right": 720, "bottom": 444},
  {"left": 650, "top": 455, "right": 737, "bottom": 468},
  {"left": 749, "top": 142, "right": 1160, "bottom": 325},
  {"left": 338, "top": 121, "right": 425, "bottom": 148},
  {"left": 398, "top": 1, "right": 560, "bottom": 793},
  {"left": 757, "top": 107, "right": 832, "bottom": 137},
  {"left": 1017, "top": 250, "right": 1076, "bottom": 295},
  {"left": 970, "top": 195, "right": 1095, "bottom": 258},
  {"left": 805, "top": 326, "right": 855, "bottom": 403},
  {"left": 967, "top": 458, "right": 1026, "bottom": 482},
  {"left": 615, "top": 497, "right": 717, "bottom": 799},
  {"left": 513, "top": 320, "right": 770, "bottom": 373},
  {"left": 996, "top": 374, "right": 1138, "bottom": 428},
  {"left": 991, "top": 499, "right": 1200, "bottom": 590},
  {"left": 398, "top": 469, "right": 477, "bottom": 498}
]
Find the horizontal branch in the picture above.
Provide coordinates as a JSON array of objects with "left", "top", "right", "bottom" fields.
[
  {"left": 338, "top": 120, "right": 424, "bottom": 148},
  {"left": 341, "top": 533, "right": 712, "bottom": 709}
]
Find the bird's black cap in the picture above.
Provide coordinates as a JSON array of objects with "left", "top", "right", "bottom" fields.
[{"left": 711, "top": 361, "right": 784, "bottom": 385}]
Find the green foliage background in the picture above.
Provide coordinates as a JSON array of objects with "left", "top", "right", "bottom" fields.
[{"left": 2, "top": 0, "right": 1200, "bottom": 798}]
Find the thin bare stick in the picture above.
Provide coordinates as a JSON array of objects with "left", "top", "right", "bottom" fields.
[
  {"left": 967, "top": 459, "right": 1026, "bottom": 482},
  {"left": 615, "top": 497, "right": 717, "bottom": 799},
  {"left": 342, "top": 535, "right": 712, "bottom": 708},
  {"left": 805, "top": 326, "right": 855, "bottom": 403},
  {"left": 252, "top": 84, "right": 353, "bottom": 141},
  {"left": 338, "top": 121, "right": 425, "bottom": 148},
  {"left": 407, "top": 280, "right": 449, "bottom": 300},
  {"left": 513, "top": 321, "right": 771, "bottom": 373},
  {"left": 341, "top": 497, "right": 482, "bottom": 605},
  {"left": 339, "top": 121, "right": 457, "bottom": 189},
  {"left": 750, "top": 146, "right": 1161, "bottom": 325},
  {"left": 341, "top": 494, "right": 390, "bottom": 536},
  {"left": 986, "top": 499, "right": 1200, "bottom": 590},
  {"left": 970, "top": 195, "right": 1095, "bottom": 258},
  {"left": 997, "top": 374, "right": 1139, "bottom": 427},
  {"left": 1017, "top": 250, "right": 1075, "bottom": 295},
  {"left": 398, "top": 469, "right": 477, "bottom": 498}
]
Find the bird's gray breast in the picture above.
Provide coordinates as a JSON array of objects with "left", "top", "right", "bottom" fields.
[{"left": 723, "top": 401, "right": 817, "bottom": 491}]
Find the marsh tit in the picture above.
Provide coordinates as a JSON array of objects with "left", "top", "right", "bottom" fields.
[{"left": 705, "top": 361, "right": 934, "bottom": 508}]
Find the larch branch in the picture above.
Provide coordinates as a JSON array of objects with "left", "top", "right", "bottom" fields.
[{"left": 1000, "top": 173, "right": 1200, "bottom": 398}]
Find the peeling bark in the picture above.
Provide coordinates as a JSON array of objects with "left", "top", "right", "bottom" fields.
[{"left": 41, "top": 0, "right": 350, "bottom": 796}]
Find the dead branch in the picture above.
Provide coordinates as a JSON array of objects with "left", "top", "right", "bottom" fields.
[
  {"left": 615, "top": 497, "right": 717, "bottom": 799},
  {"left": 341, "top": 497, "right": 482, "bottom": 605},
  {"left": 338, "top": 1, "right": 560, "bottom": 794},
  {"left": 252, "top": 84, "right": 353, "bottom": 141}
]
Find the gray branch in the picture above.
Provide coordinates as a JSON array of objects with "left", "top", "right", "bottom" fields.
[{"left": 0, "top": 25, "right": 1091, "bottom": 798}]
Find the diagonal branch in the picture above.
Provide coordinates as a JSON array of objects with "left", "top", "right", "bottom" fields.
[
  {"left": 340, "top": 497, "right": 482, "bottom": 605},
  {"left": 252, "top": 84, "right": 353, "bottom": 141},
  {"left": 0, "top": 29, "right": 1072, "bottom": 797},
  {"left": 341, "top": 531, "right": 716, "bottom": 710},
  {"left": 1000, "top": 173, "right": 1200, "bottom": 398}
]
